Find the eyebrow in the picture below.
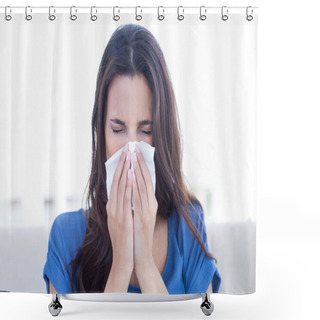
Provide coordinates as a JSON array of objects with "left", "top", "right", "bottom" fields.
[{"left": 110, "top": 119, "right": 153, "bottom": 126}]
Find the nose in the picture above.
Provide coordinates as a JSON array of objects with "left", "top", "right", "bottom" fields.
[{"left": 126, "top": 129, "right": 139, "bottom": 144}]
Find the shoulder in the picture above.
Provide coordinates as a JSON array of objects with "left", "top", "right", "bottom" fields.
[
  {"left": 170, "top": 202, "right": 207, "bottom": 250},
  {"left": 172, "top": 202, "right": 205, "bottom": 232},
  {"left": 50, "top": 208, "right": 87, "bottom": 246},
  {"left": 52, "top": 208, "right": 86, "bottom": 227},
  {"left": 44, "top": 209, "right": 87, "bottom": 294},
  {"left": 187, "top": 202, "right": 205, "bottom": 224}
]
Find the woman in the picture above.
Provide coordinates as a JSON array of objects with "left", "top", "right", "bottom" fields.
[{"left": 43, "top": 24, "right": 221, "bottom": 294}]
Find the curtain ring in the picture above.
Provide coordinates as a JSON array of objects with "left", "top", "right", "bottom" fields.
[
  {"left": 135, "top": 6, "right": 142, "bottom": 21},
  {"left": 158, "top": 6, "right": 165, "bottom": 21},
  {"left": 91, "top": 6, "right": 97, "bottom": 21},
  {"left": 221, "top": 6, "right": 228, "bottom": 21},
  {"left": 113, "top": 6, "right": 120, "bottom": 21},
  {"left": 5, "top": 6, "right": 12, "bottom": 21},
  {"left": 177, "top": 6, "right": 184, "bottom": 21},
  {"left": 25, "top": 6, "right": 32, "bottom": 21},
  {"left": 246, "top": 6, "right": 253, "bottom": 21},
  {"left": 70, "top": 6, "right": 77, "bottom": 21},
  {"left": 200, "top": 6, "right": 207, "bottom": 21},
  {"left": 49, "top": 6, "right": 56, "bottom": 21}
]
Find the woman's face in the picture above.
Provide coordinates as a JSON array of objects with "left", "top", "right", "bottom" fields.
[{"left": 105, "top": 75, "right": 153, "bottom": 160}]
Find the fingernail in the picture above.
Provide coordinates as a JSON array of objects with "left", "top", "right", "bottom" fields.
[
  {"left": 134, "top": 152, "right": 137, "bottom": 162},
  {"left": 128, "top": 169, "right": 130, "bottom": 179},
  {"left": 126, "top": 151, "right": 130, "bottom": 161},
  {"left": 123, "top": 144, "right": 128, "bottom": 152},
  {"left": 135, "top": 145, "right": 141, "bottom": 153}
]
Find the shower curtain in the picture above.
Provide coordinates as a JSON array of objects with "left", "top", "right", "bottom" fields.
[{"left": 0, "top": 6, "right": 258, "bottom": 296}]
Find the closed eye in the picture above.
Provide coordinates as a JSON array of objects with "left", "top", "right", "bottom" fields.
[
  {"left": 112, "top": 129, "right": 151, "bottom": 135},
  {"left": 112, "top": 129, "right": 123, "bottom": 134}
]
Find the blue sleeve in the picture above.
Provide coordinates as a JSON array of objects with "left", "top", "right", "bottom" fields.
[
  {"left": 180, "top": 203, "right": 221, "bottom": 294},
  {"left": 43, "top": 214, "right": 73, "bottom": 294}
]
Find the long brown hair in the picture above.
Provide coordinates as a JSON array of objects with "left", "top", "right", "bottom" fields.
[{"left": 69, "top": 24, "right": 215, "bottom": 293}]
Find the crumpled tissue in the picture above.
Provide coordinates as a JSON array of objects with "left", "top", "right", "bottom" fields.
[{"left": 105, "top": 141, "right": 156, "bottom": 211}]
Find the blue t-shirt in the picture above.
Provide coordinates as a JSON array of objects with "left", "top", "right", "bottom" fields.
[{"left": 43, "top": 204, "right": 221, "bottom": 294}]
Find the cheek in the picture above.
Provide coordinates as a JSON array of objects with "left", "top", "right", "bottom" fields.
[
  {"left": 142, "top": 135, "right": 153, "bottom": 146},
  {"left": 105, "top": 128, "right": 125, "bottom": 159},
  {"left": 105, "top": 129, "right": 116, "bottom": 159}
]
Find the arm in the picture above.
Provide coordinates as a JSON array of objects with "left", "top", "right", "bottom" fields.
[
  {"left": 207, "top": 282, "right": 213, "bottom": 293},
  {"left": 132, "top": 148, "right": 168, "bottom": 294},
  {"left": 49, "top": 280, "right": 58, "bottom": 294},
  {"left": 136, "top": 260, "right": 169, "bottom": 294},
  {"left": 104, "top": 261, "right": 132, "bottom": 293},
  {"left": 49, "top": 266, "right": 132, "bottom": 294},
  {"left": 105, "top": 144, "right": 134, "bottom": 293}
]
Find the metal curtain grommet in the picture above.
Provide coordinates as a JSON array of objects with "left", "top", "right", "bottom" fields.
[
  {"left": 221, "top": 6, "right": 228, "bottom": 21},
  {"left": 246, "top": 6, "right": 253, "bottom": 21},
  {"left": 135, "top": 6, "right": 142, "bottom": 21},
  {"left": 5, "top": 6, "right": 12, "bottom": 21},
  {"left": 25, "top": 6, "right": 32, "bottom": 21},
  {"left": 49, "top": 6, "right": 56, "bottom": 21},
  {"left": 177, "top": 6, "right": 184, "bottom": 21},
  {"left": 158, "top": 6, "right": 164, "bottom": 21},
  {"left": 90, "top": 6, "right": 97, "bottom": 21},
  {"left": 70, "top": 6, "right": 77, "bottom": 21},
  {"left": 113, "top": 6, "right": 120, "bottom": 21},
  {"left": 200, "top": 5, "right": 207, "bottom": 21}
]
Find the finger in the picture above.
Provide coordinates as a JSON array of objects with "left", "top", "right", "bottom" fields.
[
  {"left": 123, "top": 167, "right": 133, "bottom": 217},
  {"left": 108, "top": 144, "right": 128, "bottom": 210},
  {"left": 135, "top": 145, "right": 154, "bottom": 203},
  {"left": 117, "top": 149, "right": 132, "bottom": 215},
  {"left": 132, "top": 169, "right": 142, "bottom": 215},
  {"left": 132, "top": 151, "right": 148, "bottom": 212}
]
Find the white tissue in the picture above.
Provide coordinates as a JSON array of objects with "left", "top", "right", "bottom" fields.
[{"left": 105, "top": 141, "right": 156, "bottom": 211}]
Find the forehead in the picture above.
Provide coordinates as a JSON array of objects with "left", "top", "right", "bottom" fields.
[{"left": 106, "top": 75, "right": 153, "bottom": 121}]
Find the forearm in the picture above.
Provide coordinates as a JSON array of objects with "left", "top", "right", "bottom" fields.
[
  {"left": 136, "top": 260, "right": 169, "bottom": 294},
  {"left": 104, "top": 263, "right": 132, "bottom": 293}
]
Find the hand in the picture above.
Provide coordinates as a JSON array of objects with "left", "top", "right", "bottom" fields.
[
  {"left": 131, "top": 145, "right": 158, "bottom": 274},
  {"left": 106, "top": 144, "right": 134, "bottom": 277}
]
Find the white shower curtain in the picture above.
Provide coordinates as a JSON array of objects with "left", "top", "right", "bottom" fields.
[{"left": 0, "top": 6, "right": 258, "bottom": 294}]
